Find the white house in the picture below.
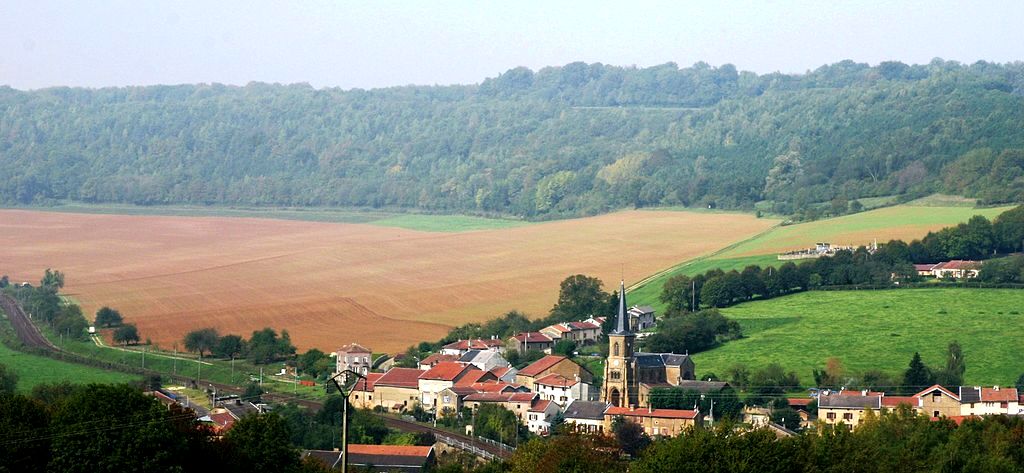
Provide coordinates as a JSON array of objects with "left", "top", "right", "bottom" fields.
[
  {"left": 336, "top": 343, "right": 373, "bottom": 376},
  {"left": 959, "top": 386, "right": 1020, "bottom": 416},
  {"left": 417, "top": 362, "right": 479, "bottom": 409},
  {"left": 526, "top": 399, "right": 561, "bottom": 435},
  {"left": 534, "top": 373, "right": 593, "bottom": 407},
  {"left": 563, "top": 400, "right": 608, "bottom": 434}
]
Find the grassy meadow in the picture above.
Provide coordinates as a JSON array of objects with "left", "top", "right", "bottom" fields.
[
  {"left": 0, "top": 342, "right": 138, "bottom": 393},
  {"left": 689, "top": 288, "right": 1024, "bottom": 386},
  {"left": 630, "top": 201, "right": 1016, "bottom": 312}
]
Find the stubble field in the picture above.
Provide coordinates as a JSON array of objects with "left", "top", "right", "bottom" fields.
[{"left": 0, "top": 209, "right": 777, "bottom": 353}]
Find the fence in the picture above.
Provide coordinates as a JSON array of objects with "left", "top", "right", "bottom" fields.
[{"left": 435, "top": 433, "right": 503, "bottom": 461}]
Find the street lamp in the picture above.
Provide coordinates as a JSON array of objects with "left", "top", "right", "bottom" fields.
[{"left": 328, "top": 369, "right": 366, "bottom": 473}]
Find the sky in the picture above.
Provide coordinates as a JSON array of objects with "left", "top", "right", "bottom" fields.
[{"left": 2, "top": 0, "right": 1023, "bottom": 90}]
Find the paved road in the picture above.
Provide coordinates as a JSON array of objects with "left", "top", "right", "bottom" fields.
[{"left": 0, "top": 293, "right": 511, "bottom": 460}]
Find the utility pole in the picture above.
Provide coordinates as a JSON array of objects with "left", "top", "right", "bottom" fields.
[
  {"left": 173, "top": 344, "right": 178, "bottom": 376},
  {"left": 197, "top": 353, "right": 202, "bottom": 383},
  {"left": 142, "top": 346, "right": 146, "bottom": 371},
  {"left": 260, "top": 366, "right": 264, "bottom": 386},
  {"left": 329, "top": 369, "right": 365, "bottom": 473},
  {"left": 231, "top": 356, "right": 235, "bottom": 384}
]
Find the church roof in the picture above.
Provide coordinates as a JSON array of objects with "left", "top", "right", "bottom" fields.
[
  {"left": 634, "top": 352, "right": 693, "bottom": 368},
  {"left": 611, "top": 280, "right": 633, "bottom": 336}
]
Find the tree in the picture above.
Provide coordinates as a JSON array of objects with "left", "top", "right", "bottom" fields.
[
  {"left": 473, "top": 404, "right": 523, "bottom": 445},
  {"left": 611, "top": 416, "right": 650, "bottom": 457},
  {"left": 224, "top": 413, "right": 301, "bottom": 471},
  {"left": 902, "top": 352, "right": 934, "bottom": 394},
  {"left": 0, "top": 393, "right": 50, "bottom": 471},
  {"left": 215, "top": 334, "right": 246, "bottom": 359},
  {"left": 552, "top": 339, "right": 576, "bottom": 358},
  {"left": 1016, "top": 373, "right": 1024, "bottom": 393},
  {"left": 247, "top": 327, "right": 296, "bottom": 364},
  {"left": 243, "top": 382, "right": 263, "bottom": 403},
  {"left": 113, "top": 324, "right": 140, "bottom": 346},
  {"left": 938, "top": 341, "right": 965, "bottom": 386},
  {"left": 699, "top": 276, "right": 731, "bottom": 308},
  {"left": 549, "top": 275, "right": 610, "bottom": 323},
  {"left": 184, "top": 328, "right": 220, "bottom": 357},
  {"left": 644, "top": 309, "right": 741, "bottom": 355},
  {"left": 660, "top": 274, "right": 695, "bottom": 315},
  {"left": 506, "top": 433, "right": 622, "bottom": 473},
  {"left": 94, "top": 307, "right": 123, "bottom": 328},
  {"left": 296, "top": 349, "right": 330, "bottom": 379},
  {"left": 0, "top": 362, "right": 17, "bottom": 395},
  {"left": 40, "top": 268, "right": 65, "bottom": 290}
]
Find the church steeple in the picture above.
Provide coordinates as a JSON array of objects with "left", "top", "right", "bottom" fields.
[{"left": 612, "top": 279, "right": 632, "bottom": 335}]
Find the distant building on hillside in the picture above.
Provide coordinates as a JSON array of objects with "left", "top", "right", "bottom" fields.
[
  {"left": 778, "top": 241, "right": 878, "bottom": 260},
  {"left": 336, "top": 343, "right": 372, "bottom": 376}
]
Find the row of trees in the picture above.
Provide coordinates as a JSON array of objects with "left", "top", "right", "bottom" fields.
[
  {"left": 4, "top": 60, "right": 1024, "bottom": 218},
  {"left": 183, "top": 327, "right": 296, "bottom": 365}
]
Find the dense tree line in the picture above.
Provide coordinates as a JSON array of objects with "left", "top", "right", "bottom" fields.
[
  {"left": 3, "top": 60, "right": 1024, "bottom": 218},
  {"left": 183, "top": 326, "right": 296, "bottom": 365},
  {"left": 0, "top": 380, "right": 335, "bottom": 472},
  {"left": 661, "top": 206, "right": 1024, "bottom": 313}
]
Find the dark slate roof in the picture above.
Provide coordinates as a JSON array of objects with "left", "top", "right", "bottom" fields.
[
  {"left": 611, "top": 280, "right": 633, "bottom": 336},
  {"left": 629, "top": 305, "right": 655, "bottom": 314},
  {"left": 634, "top": 353, "right": 693, "bottom": 368},
  {"left": 459, "top": 350, "right": 483, "bottom": 363},
  {"left": 673, "top": 380, "right": 729, "bottom": 393},
  {"left": 960, "top": 386, "right": 982, "bottom": 403},
  {"left": 818, "top": 394, "right": 881, "bottom": 409},
  {"left": 564, "top": 400, "right": 610, "bottom": 420}
]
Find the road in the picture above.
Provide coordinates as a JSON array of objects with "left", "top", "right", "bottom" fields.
[{"left": 0, "top": 292, "right": 511, "bottom": 460}]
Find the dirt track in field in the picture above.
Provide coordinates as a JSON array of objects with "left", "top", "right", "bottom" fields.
[{"left": 0, "top": 209, "right": 776, "bottom": 353}]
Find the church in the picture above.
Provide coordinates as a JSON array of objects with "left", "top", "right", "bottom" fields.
[{"left": 603, "top": 281, "right": 696, "bottom": 408}]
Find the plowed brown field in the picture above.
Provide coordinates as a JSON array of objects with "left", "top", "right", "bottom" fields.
[{"left": 0, "top": 209, "right": 777, "bottom": 353}]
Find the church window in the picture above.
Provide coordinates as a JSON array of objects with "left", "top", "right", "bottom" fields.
[{"left": 613, "top": 343, "right": 619, "bottom": 356}]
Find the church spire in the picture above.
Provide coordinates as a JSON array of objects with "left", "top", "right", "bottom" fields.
[{"left": 613, "top": 280, "right": 632, "bottom": 335}]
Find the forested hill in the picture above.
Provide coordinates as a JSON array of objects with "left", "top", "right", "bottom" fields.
[{"left": 3, "top": 59, "right": 1024, "bottom": 218}]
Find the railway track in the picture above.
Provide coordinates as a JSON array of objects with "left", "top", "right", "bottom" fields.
[{"left": 0, "top": 293, "right": 511, "bottom": 459}]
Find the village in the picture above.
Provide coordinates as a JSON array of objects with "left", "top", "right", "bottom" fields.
[{"left": 323, "top": 282, "right": 1021, "bottom": 447}]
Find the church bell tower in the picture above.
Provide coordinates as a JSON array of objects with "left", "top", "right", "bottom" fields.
[{"left": 603, "top": 280, "right": 637, "bottom": 408}]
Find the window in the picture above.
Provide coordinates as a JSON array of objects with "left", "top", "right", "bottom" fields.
[
  {"left": 933, "top": 392, "right": 940, "bottom": 401},
  {"left": 613, "top": 343, "right": 619, "bottom": 356},
  {"left": 826, "top": 412, "right": 836, "bottom": 420},
  {"left": 1001, "top": 402, "right": 1008, "bottom": 409},
  {"left": 443, "top": 396, "right": 451, "bottom": 403},
  {"left": 933, "top": 411, "right": 940, "bottom": 417},
  {"left": 842, "top": 413, "right": 853, "bottom": 420}
]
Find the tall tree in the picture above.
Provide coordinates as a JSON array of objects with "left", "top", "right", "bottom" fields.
[
  {"left": 184, "top": 328, "right": 220, "bottom": 357},
  {"left": 549, "top": 275, "right": 611, "bottom": 323},
  {"left": 113, "top": 324, "right": 140, "bottom": 346},
  {"left": 94, "top": 307, "right": 123, "bottom": 328},
  {"left": 902, "top": 352, "right": 934, "bottom": 394}
]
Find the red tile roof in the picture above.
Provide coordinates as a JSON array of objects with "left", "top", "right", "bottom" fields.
[
  {"left": 913, "top": 384, "right": 960, "bottom": 400},
  {"left": 534, "top": 373, "right": 580, "bottom": 388},
  {"left": 454, "top": 369, "right": 494, "bottom": 386},
  {"left": 208, "top": 412, "right": 236, "bottom": 431},
  {"left": 375, "top": 368, "right": 425, "bottom": 389},
  {"left": 913, "top": 264, "right": 937, "bottom": 271},
  {"left": 545, "top": 324, "right": 573, "bottom": 334},
  {"left": 489, "top": 367, "right": 512, "bottom": 378},
  {"left": 838, "top": 390, "right": 884, "bottom": 396},
  {"left": 934, "top": 260, "right": 981, "bottom": 270},
  {"left": 443, "top": 339, "right": 504, "bottom": 351},
  {"left": 510, "top": 332, "right": 553, "bottom": 343},
  {"left": 787, "top": 398, "right": 813, "bottom": 407},
  {"left": 568, "top": 321, "right": 600, "bottom": 330},
  {"left": 938, "top": 415, "right": 980, "bottom": 426},
  {"left": 881, "top": 396, "right": 917, "bottom": 407},
  {"left": 419, "top": 353, "right": 460, "bottom": 367},
  {"left": 347, "top": 444, "right": 433, "bottom": 457},
  {"left": 338, "top": 343, "right": 372, "bottom": 354},
  {"left": 530, "top": 399, "right": 554, "bottom": 413},
  {"left": 518, "top": 355, "right": 568, "bottom": 377},
  {"left": 605, "top": 406, "right": 699, "bottom": 419},
  {"left": 419, "top": 362, "right": 475, "bottom": 382},
  {"left": 465, "top": 392, "right": 537, "bottom": 403},
  {"left": 470, "top": 382, "right": 518, "bottom": 393},
  {"left": 981, "top": 387, "right": 1019, "bottom": 402},
  {"left": 354, "top": 372, "right": 384, "bottom": 392}
]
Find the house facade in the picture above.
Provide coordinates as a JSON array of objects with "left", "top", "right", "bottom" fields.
[
  {"left": 506, "top": 332, "right": 555, "bottom": 354},
  {"left": 627, "top": 305, "right": 657, "bottom": 331},
  {"left": 604, "top": 406, "right": 700, "bottom": 437},
  {"left": 527, "top": 399, "right": 561, "bottom": 435},
  {"left": 564, "top": 400, "right": 609, "bottom": 434},
  {"left": 440, "top": 338, "right": 505, "bottom": 356},
  {"left": 516, "top": 355, "right": 594, "bottom": 391},
  {"left": 336, "top": 343, "right": 373, "bottom": 376},
  {"left": 534, "top": 373, "right": 594, "bottom": 406}
]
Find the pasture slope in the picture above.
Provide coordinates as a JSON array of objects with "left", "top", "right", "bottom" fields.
[
  {"left": 0, "top": 208, "right": 777, "bottom": 353},
  {"left": 695, "top": 288, "right": 1024, "bottom": 386},
  {"left": 629, "top": 201, "right": 1015, "bottom": 313}
]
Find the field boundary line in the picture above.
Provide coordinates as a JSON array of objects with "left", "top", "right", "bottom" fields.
[{"left": 629, "top": 222, "right": 782, "bottom": 291}]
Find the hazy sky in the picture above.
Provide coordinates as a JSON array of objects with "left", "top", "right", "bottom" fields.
[{"left": 2, "top": 0, "right": 1023, "bottom": 90}]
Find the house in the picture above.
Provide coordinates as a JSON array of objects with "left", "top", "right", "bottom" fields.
[
  {"left": 931, "top": 260, "right": 982, "bottom": 279},
  {"left": 507, "top": 332, "right": 555, "bottom": 354},
  {"left": 516, "top": 355, "right": 594, "bottom": 391},
  {"left": 627, "top": 305, "right": 657, "bottom": 331},
  {"left": 418, "top": 362, "right": 480, "bottom": 409},
  {"left": 336, "top": 343, "right": 373, "bottom": 376},
  {"left": 489, "top": 366, "right": 518, "bottom": 383},
  {"left": 369, "top": 367, "right": 424, "bottom": 412},
  {"left": 743, "top": 406, "right": 771, "bottom": 428},
  {"left": 818, "top": 393, "right": 881, "bottom": 428},
  {"left": 564, "top": 400, "right": 609, "bottom": 434},
  {"left": 959, "top": 386, "right": 1020, "bottom": 416},
  {"left": 464, "top": 392, "right": 539, "bottom": 424},
  {"left": 458, "top": 349, "right": 510, "bottom": 372},
  {"left": 418, "top": 353, "right": 461, "bottom": 370},
  {"left": 351, "top": 372, "right": 385, "bottom": 409},
  {"left": 440, "top": 338, "right": 506, "bottom": 356},
  {"left": 539, "top": 321, "right": 602, "bottom": 345},
  {"left": 204, "top": 409, "right": 237, "bottom": 433},
  {"left": 916, "top": 385, "right": 961, "bottom": 418},
  {"left": 604, "top": 406, "right": 701, "bottom": 437},
  {"left": 304, "top": 445, "right": 436, "bottom": 472},
  {"left": 914, "top": 263, "right": 938, "bottom": 276},
  {"left": 527, "top": 399, "right": 561, "bottom": 435},
  {"left": 534, "top": 373, "right": 594, "bottom": 407}
]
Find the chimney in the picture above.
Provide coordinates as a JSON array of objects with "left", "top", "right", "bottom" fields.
[
  {"left": 994, "top": 386, "right": 1000, "bottom": 391},
  {"left": 648, "top": 405, "right": 653, "bottom": 413},
  {"left": 862, "top": 389, "right": 868, "bottom": 396}
]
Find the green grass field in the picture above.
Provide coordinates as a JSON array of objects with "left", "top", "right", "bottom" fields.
[
  {"left": 0, "top": 341, "right": 138, "bottom": 394},
  {"left": 630, "top": 202, "right": 1016, "bottom": 311},
  {"left": 689, "top": 288, "right": 1024, "bottom": 387},
  {"left": 8, "top": 202, "right": 528, "bottom": 233}
]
